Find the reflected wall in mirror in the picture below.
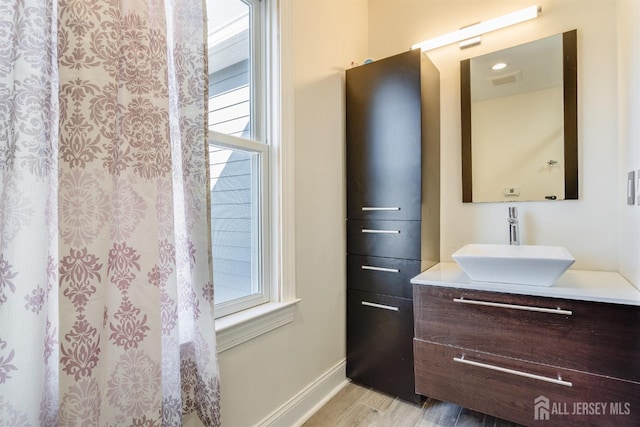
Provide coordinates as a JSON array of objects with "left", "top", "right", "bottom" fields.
[{"left": 461, "top": 30, "right": 577, "bottom": 203}]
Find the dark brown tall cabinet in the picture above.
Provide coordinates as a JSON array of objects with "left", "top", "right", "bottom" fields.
[{"left": 345, "top": 49, "right": 440, "bottom": 402}]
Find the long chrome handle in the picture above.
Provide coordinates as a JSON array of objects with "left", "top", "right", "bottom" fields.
[
  {"left": 361, "top": 301, "right": 399, "bottom": 311},
  {"left": 361, "top": 207, "right": 400, "bottom": 211},
  {"left": 361, "top": 229, "right": 400, "bottom": 234},
  {"left": 453, "top": 297, "right": 572, "bottom": 316},
  {"left": 453, "top": 356, "right": 573, "bottom": 387},
  {"left": 361, "top": 265, "right": 400, "bottom": 273}
]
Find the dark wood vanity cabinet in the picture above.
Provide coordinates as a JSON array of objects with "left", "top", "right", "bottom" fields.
[
  {"left": 347, "top": 290, "right": 416, "bottom": 400},
  {"left": 345, "top": 49, "right": 440, "bottom": 403},
  {"left": 413, "top": 285, "right": 640, "bottom": 426}
]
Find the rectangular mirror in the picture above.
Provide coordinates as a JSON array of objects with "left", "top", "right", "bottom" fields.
[{"left": 461, "top": 29, "right": 577, "bottom": 203}]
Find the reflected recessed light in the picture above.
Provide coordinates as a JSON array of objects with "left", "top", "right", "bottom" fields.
[{"left": 492, "top": 62, "right": 508, "bottom": 71}]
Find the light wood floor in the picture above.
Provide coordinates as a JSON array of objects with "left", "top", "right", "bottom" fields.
[{"left": 303, "top": 383, "right": 525, "bottom": 427}]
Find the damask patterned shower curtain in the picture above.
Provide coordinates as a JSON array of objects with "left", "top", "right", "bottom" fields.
[{"left": 0, "top": 0, "right": 220, "bottom": 425}]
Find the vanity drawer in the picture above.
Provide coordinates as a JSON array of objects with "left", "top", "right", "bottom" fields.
[
  {"left": 347, "top": 255, "right": 420, "bottom": 298},
  {"left": 347, "top": 290, "right": 420, "bottom": 403},
  {"left": 414, "top": 339, "right": 640, "bottom": 427},
  {"left": 347, "top": 219, "right": 421, "bottom": 259},
  {"left": 413, "top": 285, "right": 640, "bottom": 382}
]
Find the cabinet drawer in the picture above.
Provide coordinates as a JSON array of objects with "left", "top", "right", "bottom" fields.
[
  {"left": 414, "top": 285, "right": 640, "bottom": 382},
  {"left": 347, "top": 255, "right": 420, "bottom": 298},
  {"left": 347, "top": 290, "right": 420, "bottom": 403},
  {"left": 414, "top": 339, "right": 640, "bottom": 427},
  {"left": 346, "top": 199, "right": 420, "bottom": 221},
  {"left": 347, "top": 219, "right": 421, "bottom": 259}
]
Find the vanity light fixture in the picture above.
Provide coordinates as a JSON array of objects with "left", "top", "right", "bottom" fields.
[
  {"left": 459, "top": 36, "right": 482, "bottom": 49},
  {"left": 411, "top": 5, "right": 540, "bottom": 52}
]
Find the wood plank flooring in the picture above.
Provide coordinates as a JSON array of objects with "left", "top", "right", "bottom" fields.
[{"left": 303, "top": 383, "right": 525, "bottom": 427}]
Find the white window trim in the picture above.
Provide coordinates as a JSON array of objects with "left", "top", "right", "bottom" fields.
[
  {"left": 215, "top": 300, "right": 298, "bottom": 352},
  {"left": 215, "top": 0, "right": 298, "bottom": 352}
]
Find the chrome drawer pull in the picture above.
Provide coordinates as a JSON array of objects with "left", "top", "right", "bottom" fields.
[
  {"left": 361, "top": 265, "right": 400, "bottom": 273},
  {"left": 361, "top": 207, "right": 400, "bottom": 211},
  {"left": 453, "top": 297, "right": 572, "bottom": 316},
  {"left": 361, "top": 229, "right": 400, "bottom": 234},
  {"left": 453, "top": 356, "right": 573, "bottom": 387},
  {"left": 361, "top": 301, "right": 399, "bottom": 311}
]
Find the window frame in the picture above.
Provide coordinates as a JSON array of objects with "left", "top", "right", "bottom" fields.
[
  {"left": 208, "top": 132, "right": 271, "bottom": 318},
  {"left": 208, "top": 0, "right": 269, "bottom": 319},
  {"left": 208, "top": 0, "right": 299, "bottom": 330}
]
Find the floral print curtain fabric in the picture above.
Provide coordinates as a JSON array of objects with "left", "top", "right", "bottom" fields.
[
  {"left": 0, "top": 0, "right": 220, "bottom": 425},
  {"left": 0, "top": 0, "right": 59, "bottom": 425}
]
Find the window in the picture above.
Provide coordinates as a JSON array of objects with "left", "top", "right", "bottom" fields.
[
  {"left": 207, "top": 0, "right": 297, "bottom": 350},
  {"left": 208, "top": 145, "right": 267, "bottom": 315},
  {"left": 207, "top": 0, "right": 269, "bottom": 318}
]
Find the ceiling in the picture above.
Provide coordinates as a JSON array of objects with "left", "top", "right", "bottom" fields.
[{"left": 470, "top": 33, "right": 564, "bottom": 102}]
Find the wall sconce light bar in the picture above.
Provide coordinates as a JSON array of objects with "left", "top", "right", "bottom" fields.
[
  {"left": 411, "top": 5, "right": 540, "bottom": 52},
  {"left": 459, "top": 36, "right": 482, "bottom": 49}
]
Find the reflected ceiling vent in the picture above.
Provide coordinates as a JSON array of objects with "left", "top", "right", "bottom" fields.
[{"left": 488, "top": 70, "right": 522, "bottom": 86}]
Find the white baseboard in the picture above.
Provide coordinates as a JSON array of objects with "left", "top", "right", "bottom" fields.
[{"left": 257, "top": 359, "right": 348, "bottom": 427}]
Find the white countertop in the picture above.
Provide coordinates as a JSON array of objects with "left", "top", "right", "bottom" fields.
[{"left": 411, "top": 263, "right": 640, "bottom": 306}]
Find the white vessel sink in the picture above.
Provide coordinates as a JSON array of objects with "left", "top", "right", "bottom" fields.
[{"left": 452, "top": 244, "right": 575, "bottom": 286}]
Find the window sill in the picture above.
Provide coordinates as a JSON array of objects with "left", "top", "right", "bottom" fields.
[{"left": 215, "top": 299, "right": 301, "bottom": 352}]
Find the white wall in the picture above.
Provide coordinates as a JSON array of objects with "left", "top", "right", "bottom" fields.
[
  {"left": 217, "top": 0, "right": 368, "bottom": 425},
  {"left": 369, "top": 0, "right": 619, "bottom": 270},
  {"left": 618, "top": 0, "right": 640, "bottom": 289}
]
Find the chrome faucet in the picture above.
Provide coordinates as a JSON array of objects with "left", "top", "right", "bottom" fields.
[{"left": 508, "top": 206, "right": 519, "bottom": 245}]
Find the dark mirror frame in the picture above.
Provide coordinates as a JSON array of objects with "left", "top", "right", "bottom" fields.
[{"left": 461, "top": 29, "right": 578, "bottom": 203}]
